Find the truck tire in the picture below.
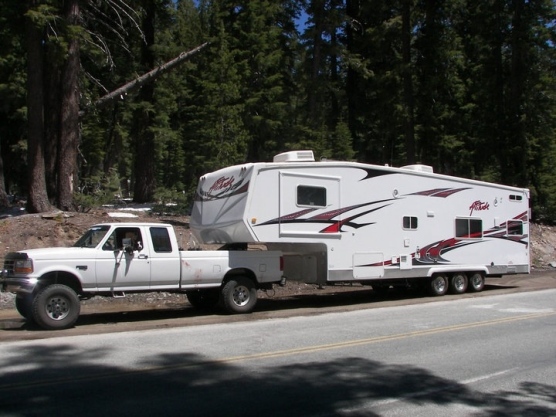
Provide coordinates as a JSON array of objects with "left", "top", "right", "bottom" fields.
[
  {"left": 429, "top": 274, "right": 448, "bottom": 296},
  {"left": 186, "top": 290, "right": 220, "bottom": 309},
  {"left": 220, "top": 276, "right": 257, "bottom": 314},
  {"left": 468, "top": 272, "right": 485, "bottom": 292},
  {"left": 449, "top": 273, "right": 468, "bottom": 294},
  {"left": 15, "top": 294, "right": 34, "bottom": 321},
  {"left": 32, "top": 284, "right": 80, "bottom": 330}
]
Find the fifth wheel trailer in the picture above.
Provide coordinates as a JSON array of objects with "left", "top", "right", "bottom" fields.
[{"left": 190, "top": 150, "right": 530, "bottom": 295}]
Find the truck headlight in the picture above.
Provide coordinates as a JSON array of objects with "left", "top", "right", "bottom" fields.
[{"left": 14, "top": 259, "right": 33, "bottom": 274}]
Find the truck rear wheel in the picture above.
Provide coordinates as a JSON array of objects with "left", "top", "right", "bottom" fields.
[
  {"left": 186, "top": 290, "right": 220, "bottom": 309},
  {"left": 32, "top": 284, "right": 80, "bottom": 330},
  {"left": 468, "top": 272, "right": 485, "bottom": 292},
  {"left": 429, "top": 274, "right": 448, "bottom": 296},
  {"left": 449, "top": 273, "right": 468, "bottom": 294},
  {"left": 220, "top": 276, "right": 257, "bottom": 314}
]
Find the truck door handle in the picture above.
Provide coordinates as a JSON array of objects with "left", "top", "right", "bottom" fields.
[{"left": 138, "top": 254, "right": 149, "bottom": 259}]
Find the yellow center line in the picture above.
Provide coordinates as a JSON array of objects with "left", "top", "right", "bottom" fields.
[{"left": 1, "top": 311, "right": 555, "bottom": 391}]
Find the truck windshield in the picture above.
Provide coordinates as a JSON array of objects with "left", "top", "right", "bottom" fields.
[{"left": 73, "top": 225, "right": 111, "bottom": 248}]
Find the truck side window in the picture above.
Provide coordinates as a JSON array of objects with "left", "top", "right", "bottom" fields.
[
  {"left": 114, "top": 227, "right": 143, "bottom": 251},
  {"left": 150, "top": 227, "right": 173, "bottom": 252}
]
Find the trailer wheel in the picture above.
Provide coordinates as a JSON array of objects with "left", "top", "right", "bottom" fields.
[
  {"left": 186, "top": 290, "right": 220, "bottom": 309},
  {"left": 449, "top": 273, "right": 468, "bottom": 294},
  {"left": 32, "top": 284, "right": 80, "bottom": 330},
  {"left": 429, "top": 274, "right": 448, "bottom": 296},
  {"left": 15, "top": 294, "right": 34, "bottom": 321},
  {"left": 468, "top": 273, "right": 485, "bottom": 292},
  {"left": 220, "top": 276, "right": 257, "bottom": 314}
]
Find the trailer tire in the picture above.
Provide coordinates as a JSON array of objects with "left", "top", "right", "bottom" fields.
[
  {"left": 429, "top": 274, "right": 448, "bottom": 296},
  {"left": 220, "top": 276, "right": 257, "bottom": 314},
  {"left": 32, "top": 284, "right": 80, "bottom": 330},
  {"left": 186, "top": 290, "right": 220, "bottom": 309},
  {"left": 449, "top": 273, "right": 468, "bottom": 294},
  {"left": 15, "top": 294, "right": 34, "bottom": 321},
  {"left": 468, "top": 272, "right": 485, "bottom": 292}
]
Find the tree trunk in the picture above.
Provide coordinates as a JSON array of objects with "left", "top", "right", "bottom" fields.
[
  {"left": 57, "top": 0, "right": 80, "bottom": 210},
  {"left": 402, "top": 0, "right": 415, "bottom": 165},
  {"left": 44, "top": 42, "right": 61, "bottom": 203},
  {"left": 0, "top": 148, "right": 9, "bottom": 207},
  {"left": 132, "top": 0, "right": 157, "bottom": 203},
  {"left": 25, "top": 0, "right": 52, "bottom": 213}
]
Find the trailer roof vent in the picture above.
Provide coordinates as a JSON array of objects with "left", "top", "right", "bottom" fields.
[
  {"left": 273, "top": 150, "right": 315, "bottom": 163},
  {"left": 401, "top": 164, "right": 434, "bottom": 173}
]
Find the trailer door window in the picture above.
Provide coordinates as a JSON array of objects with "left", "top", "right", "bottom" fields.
[
  {"left": 403, "top": 216, "right": 418, "bottom": 230},
  {"left": 297, "top": 185, "right": 327, "bottom": 207},
  {"left": 455, "top": 218, "right": 483, "bottom": 239}
]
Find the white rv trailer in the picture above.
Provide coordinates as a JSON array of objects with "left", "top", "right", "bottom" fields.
[{"left": 190, "top": 150, "right": 530, "bottom": 295}]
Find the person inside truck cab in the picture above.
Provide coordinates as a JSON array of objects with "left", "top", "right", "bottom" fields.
[
  {"left": 124, "top": 231, "right": 143, "bottom": 251},
  {"left": 102, "top": 234, "right": 116, "bottom": 251}
]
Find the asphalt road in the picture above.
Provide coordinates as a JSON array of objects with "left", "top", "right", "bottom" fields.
[
  {"left": 0, "top": 271, "right": 555, "bottom": 342},
  {"left": 0, "top": 289, "right": 554, "bottom": 416}
]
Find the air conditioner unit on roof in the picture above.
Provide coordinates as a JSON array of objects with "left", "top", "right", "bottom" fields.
[{"left": 273, "top": 150, "right": 315, "bottom": 163}]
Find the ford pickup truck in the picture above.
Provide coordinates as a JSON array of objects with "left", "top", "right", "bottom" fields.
[{"left": 0, "top": 223, "right": 283, "bottom": 330}]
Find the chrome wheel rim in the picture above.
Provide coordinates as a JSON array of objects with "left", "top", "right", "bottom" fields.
[{"left": 45, "top": 295, "right": 71, "bottom": 320}]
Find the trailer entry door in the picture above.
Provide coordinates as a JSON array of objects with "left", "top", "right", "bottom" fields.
[{"left": 279, "top": 171, "right": 341, "bottom": 238}]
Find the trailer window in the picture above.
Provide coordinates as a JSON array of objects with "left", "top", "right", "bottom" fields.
[
  {"left": 297, "top": 185, "right": 326, "bottom": 207},
  {"left": 455, "top": 218, "right": 483, "bottom": 239},
  {"left": 150, "top": 227, "right": 173, "bottom": 252},
  {"left": 507, "top": 220, "right": 523, "bottom": 236},
  {"left": 509, "top": 194, "right": 523, "bottom": 202},
  {"left": 403, "top": 216, "right": 418, "bottom": 230}
]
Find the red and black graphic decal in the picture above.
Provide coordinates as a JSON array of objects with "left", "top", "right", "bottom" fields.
[{"left": 257, "top": 200, "right": 394, "bottom": 233}]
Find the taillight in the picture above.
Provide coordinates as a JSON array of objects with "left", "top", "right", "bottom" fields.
[
  {"left": 14, "top": 259, "right": 33, "bottom": 274},
  {"left": 279, "top": 256, "right": 284, "bottom": 271}
]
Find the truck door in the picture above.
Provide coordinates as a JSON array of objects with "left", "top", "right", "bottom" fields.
[
  {"left": 95, "top": 226, "right": 151, "bottom": 290},
  {"left": 279, "top": 171, "right": 341, "bottom": 237}
]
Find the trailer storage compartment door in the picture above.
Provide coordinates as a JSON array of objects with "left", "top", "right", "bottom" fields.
[
  {"left": 353, "top": 252, "right": 384, "bottom": 279},
  {"left": 278, "top": 171, "right": 341, "bottom": 238}
]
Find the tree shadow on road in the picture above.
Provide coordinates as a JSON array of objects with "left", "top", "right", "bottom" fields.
[{"left": 0, "top": 344, "right": 554, "bottom": 417}]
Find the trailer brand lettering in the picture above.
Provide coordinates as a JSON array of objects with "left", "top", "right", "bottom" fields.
[
  {"left": 469, "top": 200, "right": 490, "bottom": 215},
  {"left": 208, "top": 176, "right": 235, "bottom": 193}
]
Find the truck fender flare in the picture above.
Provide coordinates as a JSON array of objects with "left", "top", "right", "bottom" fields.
[
  {"left": 35, "top": 270, "right": 83, "bottom": 295},
  {"left": 222, "top": 268, "right": 257, "bottom": 285}
]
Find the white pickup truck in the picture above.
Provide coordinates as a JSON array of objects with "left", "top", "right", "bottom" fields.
[{"left": 0, "top": 223, "right": 283, "bottom": 330}]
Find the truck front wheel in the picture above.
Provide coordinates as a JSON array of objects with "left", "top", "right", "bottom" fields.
[
  {"left": 220, "top": 276, "right": 257, "bottom": 314},
  {"left": 15, "top": 294, "right": 34, "bottom": 321},
  {"left": 32, "top": 284, "right": 81, "bottom": 330}
]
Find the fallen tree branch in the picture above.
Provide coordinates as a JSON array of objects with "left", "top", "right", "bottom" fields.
[{"left": 80, "top": 42, "right": 209, "bottom": 117}]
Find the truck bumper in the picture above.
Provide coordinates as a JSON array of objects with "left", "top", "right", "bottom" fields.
[{"left": 0, "top": 276, "right": 37, "bottom": 294}]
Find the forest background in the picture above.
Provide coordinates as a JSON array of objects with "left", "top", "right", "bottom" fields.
[{"left": 1, "top": 0, "right": 556, "bottom": 222}]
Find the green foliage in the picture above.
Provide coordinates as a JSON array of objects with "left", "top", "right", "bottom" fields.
[
  {"left": 150, "top": 187, "right": 192, "bottom": 215},
  {"left": 73, "top": 169, "right": 123, "bottom": 211},
  {"left": 3, "top": 0, "right": 556, "bottom": 221}
]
